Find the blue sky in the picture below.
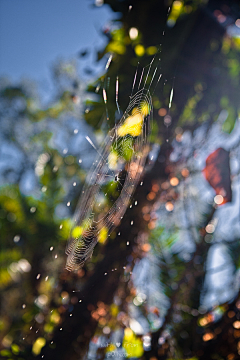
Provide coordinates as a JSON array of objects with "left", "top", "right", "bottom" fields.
[{"left": 0, "top": 0, "right": 114, "bottom": 82}]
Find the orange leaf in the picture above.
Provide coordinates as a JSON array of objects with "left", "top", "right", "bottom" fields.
[{"left": 203, "top": 148, "right": 232, "bottom": 204}]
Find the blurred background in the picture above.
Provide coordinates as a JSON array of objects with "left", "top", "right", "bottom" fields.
[{"left": 1, "top": 0, "right": 240, "bottom": 359}]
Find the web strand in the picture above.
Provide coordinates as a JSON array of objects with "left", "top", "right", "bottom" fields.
[{"left": 65, "top": 58, "right": 157, "bottom": 271}]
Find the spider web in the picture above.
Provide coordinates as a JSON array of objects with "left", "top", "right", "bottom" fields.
[{"left": 65, "top": 59, "right": 161, "bottom": 271}]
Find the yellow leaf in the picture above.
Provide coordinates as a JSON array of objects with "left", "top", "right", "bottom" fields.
[
  {"left": 44, "top": 323, "right": 54, "bottom": 333},
  {"left": 71, "top": 226, "right": 83, "bottom": 239},
  {"left": 117, "top": 113, "right": 143, "bottom": 137},
  {"left": 98, "top": 226, "right": 108, "bottom": 244},
  {"left": 123, "top": 327, "right": 134, "bottom": 341},
  {"left": 135, "top": 44, "right": 145, "bottom": 57},
  {"left": 106, "top": 343, "right": 116, "bottom": 352},
  {"left": 108, "top": 151, "right": 118, "bottom": 170},
  {"left": 32, "top": 337, "right": 46, "bottom": 355},
  {"left": 110, "top": 304, "right": 119, "bottom": 317},
  {"left": 122, "top": 328, "right": 144, "bottom": 358},
  {"left": 107, "top": 42, "right": 126, "bottom": 55},
  {"left": 140, "top": 101, "right": 150, "bottom": 116},
  {"left": 167, "top": 0, "right": 184, "bottom": 26},
  {"left": 11, "top": 344, "right": 19, "bottom": 355},
  {"left": 50, "top": 310, "right": 61, "bottom": 324},
  {"left": 146, "top": 46, "right": 158, "bottom": 55}
]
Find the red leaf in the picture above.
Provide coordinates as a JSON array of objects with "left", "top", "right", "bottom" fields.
[{"left": 203, "top": 148, "right": 232, "bottom": 204}]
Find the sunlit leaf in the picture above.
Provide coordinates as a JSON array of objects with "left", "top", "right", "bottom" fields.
[
  {"left": 117, "top": 113, "right": 143, "bottom": 137},
  {"left": 98, "top": 226, "right": 108, "bottom": 244},
  {"left": 32, "top": 337, "right": 46, "bottom": 355}
]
